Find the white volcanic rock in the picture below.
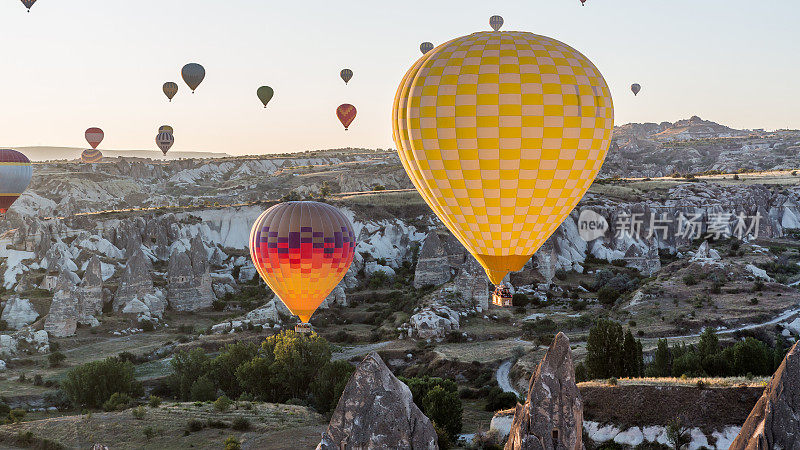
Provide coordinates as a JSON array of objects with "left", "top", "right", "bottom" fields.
[
  {"left": 44, "top": 273, "right": 79, "bottom": 337},
  {"left": 364, "top": 260, "right": 395, "bottom": 278},
  {"left": 690, "top": 240, "right": 722, "bottom": 265},
  {"left": 319, "top": 283, "right": 347, "bottom": 309},
  {"left": 745, "top": 264, "right": 773, "bottom": 281},
  {"left": 0, "top": 335, "right": 17, "bottom": 357},
  {"left": 113, "top": 248, "right": 155, "bottom": 312},
  {"left": 405, "top": 304, "right": 460, "bottom": 340},
  {"left": 0, "top": 360, "right": 5, "bottom": 370},
  {"left": 490, "top": 409, "right": 515, "bottom": 442},
  {"left": 1, "top": 298, "right": 39, "bottom": 330},
  {"left": 74, "top": 235, "right": 124, "bottom": 259}
]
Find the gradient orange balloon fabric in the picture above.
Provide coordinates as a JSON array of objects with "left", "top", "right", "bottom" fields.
[
  {"left": 249, "top": 202, "right": 356, "bottom": 323},
  {"left": 336, "top": 104, "right": 357, "bottom": 130}
]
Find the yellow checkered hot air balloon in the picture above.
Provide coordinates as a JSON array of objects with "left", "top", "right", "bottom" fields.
[{"left": 392, "top": 22, "right": 614, "bottom": 285}]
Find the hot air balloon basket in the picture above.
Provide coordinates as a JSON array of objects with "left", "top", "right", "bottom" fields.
[{"left": 295, "top": 323, "right": 313, "bottom": 334}]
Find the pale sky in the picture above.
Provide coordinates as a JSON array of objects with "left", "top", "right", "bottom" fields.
[{"left": 0, "top": 0, "right": 797, "bottom": 156}]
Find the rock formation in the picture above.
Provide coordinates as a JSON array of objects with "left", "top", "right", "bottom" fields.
[
  {"left": 112, "top": 248, "right": 162, "bottom": 317},
  {"left": 317, "top": 352, "right": 438, "bottom": 450},
  {"left": 730, "top": 342, "right": 800, "bottom": 449},
  {"left": 44, "top": 273, "right": 79, "bottom": 337},
  {"left": 505, "top": 332, "right": 583, "bottom": 450},
  {"left": 405, "top": 304, "right": 460, "bottom": 341},
  {"left": 79, "top": 255, "right": 104, "bottom": 317},
  {"left": 1, "top": 297, "right": 39, "bottom": 330},
  {"left": 414, "top": 232, "right": 452, "bottom": 288},
  {"left": 165, "top": 234, "right": 215, "bottom": 311}
]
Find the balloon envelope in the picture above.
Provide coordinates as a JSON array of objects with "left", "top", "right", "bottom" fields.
[
  {"left": 156, "top": 132, "right": 174, "bottom": 155},
  {"left": 420, "top": 42, "right": 434, "bottom": 54},
  {"left": 393, "top": 31, "right": 614, "bottom": 284},
  {"left": 257, "top": 86, "right": 274, "bottom": 108},
  {"left": 336, "top": 104, "right": 357, "bottom": 130},
  {"left": 20, "top": 0, "right": 36, "bottom": 11},
  {"left": 158, "top": 125, "right": 174, "bottom": 134},
  {"left": 631, "top": 83, "right": 641, "bottom": 96},
  {"left": 163, "top": 82, "right": 178, "bottom": 101},
  {"left": 249, "top": 201, "right": 355, "bottom": 323},
  {"left": 81, "top": 149, "right": 103, "bottom": 163},
  {"left": 181, "top": 63, "right": 205, "bottom": 92},
  {"left": 489, "top": 15, "right": 504, "bottom": 31},
  {"left": 0, "top": 149, "right": 33, "bottom": 215},
  {"left": 340, "top": 69, "right": 353, "bottom": 85},
  {"left": 85, "top": 128, "right": 104, "bottom": 149}
]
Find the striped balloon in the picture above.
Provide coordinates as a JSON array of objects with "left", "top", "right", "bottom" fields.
[
  {"left": 489, "top": 15, "right": 504, "bottom": 31},
  {"left": 156, "top": 132, "right": 174, "bottom": 155},
  {"left": 0, "top": 149, "right": 33, "bottom": 215},
  {"left": 20, "top": 0, "right": 36, "bottom": 11},
  {"left": 85, "top": 128, "right": 104, "bottom": 149},
  {"left": 420, "top": 42, "right": 434, "bottom": 55},
  {"left": 249, "top": 201, "right": 355, "bottom": 323},
  {"left": 181, "top": 63, "right": 205, "bottom": 93},
  {"left": 158, "top": 125, "right": 174, "bottom": 134},
  {"left": 336, "top": 104, "right": 357, "bottom": 130},
  {"left": 81, "top": 149, "right": 103, "bottom": 163},
  {"left": 340, "top": 69, "right": 353, "bottom": 85},
  {"left": 163, "top": 82, "right": 178, "bottom": 102}
]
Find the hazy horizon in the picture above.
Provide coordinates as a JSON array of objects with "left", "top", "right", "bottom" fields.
[{"left": 1, "top": 0, "right": 798, "bottom": 156}]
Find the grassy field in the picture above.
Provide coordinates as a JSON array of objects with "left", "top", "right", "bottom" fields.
[{"left": 0, "top": 402, "right": 325, "bottom": 450}]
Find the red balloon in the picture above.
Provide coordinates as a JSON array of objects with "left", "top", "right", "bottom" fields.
[
  {"left": 580, "top": 0, "right": 586, "bottom": 4},
  {"left": 85, "top": 128, "right": 104, "bottom": 149},
  {"left": 336, "top": 104, "right": 357, "bottom": 131}
]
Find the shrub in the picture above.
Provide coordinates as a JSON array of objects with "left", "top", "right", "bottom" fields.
[
  {"left": 224, "top": 436, "right": 242, "bottom": 450},
  {"left": 102, "top": 393, "right": 133, "bottom": 412},
  {"left": 8, "top": 409, "right": 25, "bottom": 423},
  {"left": 214, "top": 395, "right": 232, "bottom": 412},
  {"left": 597, "top": 287, "right": 620, "bottom": 306},
  {"left": 231, "top": 416, "right": 251, "bottom": 431},
  {"left": 433, "top": 422, "right": 453, "bottom": 450},
  {"left": 608, "top": 377, "right": 618, "bottom": 386},
  {"left": 190, "top": 376, "right": 217, "bottom": 402},
  {"left": 484, "top": 386, "right": 518, "bottom": 411},
  {"left": 422, "top": 386, "right": 462, "bottom": 440},
  {"left": 211, "top": 299, "right": 226, "bottom": 311},
  {"left": 148, "top": 395, "right": 162, "bottom": 408},
  {"left": 132, "top": 406, "right": 146, "bottom": 420},
  {"left": 62, "top": 357, "right": 141, "bottom": 409},
  {"left": 683, "top": 274, "right": 697, "bottom": 286},
  {"left": 511, "top": 293, "right": 529, "bottom": 308},
  {"left": 186, "top": 418, "right": 205, "bottom": 433},
  {"left": 48, "top": 352, "right": 66, "bottom": 368},
  {"left": 207, "top": 418, "right": 228, "bottom": 428},
  {"left": 140, "top": 320, "right": 155, "bottom": 332},
  {"left": 143, "top": 426, "right": 155, "bottom": 440}
]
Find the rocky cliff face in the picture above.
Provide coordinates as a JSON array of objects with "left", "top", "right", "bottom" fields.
[
  {"left": 44, "top": 273, "right": 79, "bottom": 337},
  {"left": 166, "top": 234, "right": 215, "bottom": 311},
  {"left": 317, "top": 352, "right": 438, "bottom": 450},
  {"left": 730, "top": 342, "right": 800, "bottom": 449},
  {"left": 506, "top": 332, "right": 583, "bottom": 450}
]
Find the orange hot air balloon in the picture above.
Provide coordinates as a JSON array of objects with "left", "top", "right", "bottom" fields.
[
  {"left": 85, "top": 128, "right": 104, "bottom": 149},
  {"left": 336, "top": 104, "right": 357, "bottom": 130},
  {"left": 250, "top": 201, "right": 356, "bottom": 326}
]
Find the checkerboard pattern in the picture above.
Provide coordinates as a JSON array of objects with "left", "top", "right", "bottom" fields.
[
  {"left": 250, "top": 201, "right": 355, "bottom": 323},
  {"left": 393, "top": 31, "right": 614, "bottom": 283}
]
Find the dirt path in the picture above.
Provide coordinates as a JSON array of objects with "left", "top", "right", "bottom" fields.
[
  {"left": 496, "top": 360, "right": 518, "bottom": 396},
  {"left": 331, "top": 340, "right": 393, "bottom": 361}
]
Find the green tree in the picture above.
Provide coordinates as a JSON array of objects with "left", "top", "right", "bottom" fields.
[
  {"left": 697, "top": 328, "right": 719, "bottom": 360},
  {"left": 62, "top": 357, "right": 141, "bottom": 409},
  {"left": 309, "top": 360, "right": 355, "bottom": 414},
  {"left": 422, "top": 386, "right": 463, "bottom": 440},
  {"left": 169, "top": 348, "right": 211, "bottom": 401},
  {"left": 652, "top": 339, "right": 671, "bottom": 377},
  {"left": 585, "top": 319, "right": 624, "bottom": 379},
  {"left": 262, "top": 331, "right": 332, "bottom": 401},
  {"left": 189, "top": 375, "right": 217, "bottom": 401},
  {"left": 733, "top": 337, "right": 772, "bottom": 376},
  {"left": 672, "top": 351, "right": 701, "bottom": 377},
  {"left": 207, "top": 342, "right": 258, "bottom": 399},
  {"left": 622, "top": 329, "right": 639, "bottom": 377},
  {"left": 236, "top": 357, "right": 274, "bottom": 401}
]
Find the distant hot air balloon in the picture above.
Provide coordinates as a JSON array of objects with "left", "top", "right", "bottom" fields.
[
  {"left": 0, "top": 149, "right": 33, "bottom": 216},
  {"left": 158, "top": 125, "right": 173, "bottom": 134},
  {"left": 580, "top": 0, "right": 587, "bottom": 5},
  {"left": 336, "top": 104, "right": 357, "bottom": 131},
  {"left": 20, "top": 0, "right": 36, "bottom": 12},
  {"left": 489, "top": 15, "right": 504, "bottom": 31},
  {"left": 81, "top": 149, "right": 103, "bottom": 163},
  {"left": 249, "top": 201, "right": 355, "bottom": 328},
  {"left": 257, "top": 86, "right": 274, "bottom": 108},
  {"left": 340, "top": 69, "right": 353, "bottom": 85},
  {"left": 85, "top": 128, "right": 104, "bottom": 149},
  {"left": 181, "top": 63, "right": 205, "bottom": 93},
  {"left": 156, "top": 132, "right": 174, "bottom": 155},
  {"left": 420, "top": 42, "right": 434, "bottom": 55},
  {"left": 163, "top": 82, "right": 178, "bottom": 102},
  {"left": 393, "top": 29, "right": 614, "bottom": 286},
  {"left": 631, "top": 83, "right": 642, "bottom": 96}
]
